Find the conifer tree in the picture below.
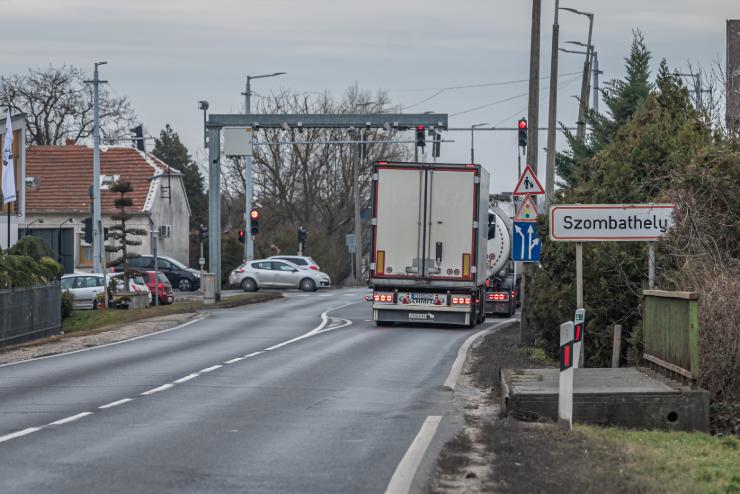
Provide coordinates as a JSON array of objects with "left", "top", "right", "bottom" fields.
[{"left": 105, "top": 180, "right": 148, "bottom": 292}]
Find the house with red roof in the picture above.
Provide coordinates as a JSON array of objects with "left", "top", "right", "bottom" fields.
[{"left": 23, "top": 144, "right": 191, "bottom": 273}]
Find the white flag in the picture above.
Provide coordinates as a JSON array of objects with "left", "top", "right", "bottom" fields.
[{"left": 2, "top": 109, "right": 16, "bottom": 205}]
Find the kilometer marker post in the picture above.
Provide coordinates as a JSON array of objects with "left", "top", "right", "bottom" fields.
[
  {"left": 573, "top": 308, "right": 585, "bottom": 368},
  {"left": 559, "top": 321, "right": 575, "bottom": 431}
]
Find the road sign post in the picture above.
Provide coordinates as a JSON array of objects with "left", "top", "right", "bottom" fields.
[{"left": 559, "top": 320, "right": 575, "bottom": 431}]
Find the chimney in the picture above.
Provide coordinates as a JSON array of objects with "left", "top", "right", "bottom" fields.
[{"left": 65, "top": 138, "right": 76, "bottom": 146}]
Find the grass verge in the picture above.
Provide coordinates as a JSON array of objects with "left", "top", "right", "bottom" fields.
[{"left": 62, "top": 292, "right": 281, "bottom": 334}]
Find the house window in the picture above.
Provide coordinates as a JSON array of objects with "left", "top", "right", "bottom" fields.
[{"left": 78, "top": 234, "right": 93, "bottom": 267}]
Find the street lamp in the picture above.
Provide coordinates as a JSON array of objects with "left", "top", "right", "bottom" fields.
[
  {"left": 559, "top": 7, "right": 594, "bottom": 141},
  {"left": 198, "top": 100, "right": 209, "bottom": 150},
  {"left": 242, "top": 71, "right": 286, "bottom": 262},
  {"left": 470, "top": 123, "right": 488, "bottom": 163}
]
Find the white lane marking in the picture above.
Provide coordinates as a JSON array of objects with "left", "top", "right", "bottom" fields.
[
  {"left": 199, "top": 364, "right": 222, "bottom": 373},
  {"left": 297, "top": 294, "right": 309, "bottom": 297},
  {"left": 49, "top": 412, "right": 93, "bottom": 426},
  {"left": 0, "top": 427, "right": 42, "bottom": 444},
  {"left": 173, "top": 373, "right": 200, "bottom": 384},
  {"left": 0, "top": 318, "right": 204, "bottom": 369},
  {"left": 385, "top": 415, "right": 443, "bottom": 494},
  {"left": 343, "top": 294, "right": 356, "bottom": 297},
  {"left": 443, "top": 318, "right": 517, "bottom": 390},
  {"left": 141, "top": 383, "right": 174, "bottom": 395},
  {"left": 98, "top": 398, "right": 133, "bottom": 409},
  {"left": 244, "top": 351, "right": 263, "bottom": 358},
  {"left": 224, "top": 357, "right": 244, "bottom": 364},
  {"left": 264, "top": 300, "right": 360, "bottom": 352}
]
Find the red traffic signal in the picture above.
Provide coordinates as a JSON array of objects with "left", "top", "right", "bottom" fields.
[
  {"left": 518, "top": 118, "right": 527, "bottom": 130},
  {"left": 238, "top": 229, "right": 245, "bottom": 243},
  {"left": 518, "top": 118, "right": 528, "bottom": 147}
]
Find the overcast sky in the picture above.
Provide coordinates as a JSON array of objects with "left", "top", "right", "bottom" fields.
[{"left": 2, "top": 0, "right": 737, "bottom": 192}]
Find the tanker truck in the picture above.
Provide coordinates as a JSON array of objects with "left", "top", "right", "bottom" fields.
[{"left": 484, "top": 206, "right": 520, "bottom": 317}]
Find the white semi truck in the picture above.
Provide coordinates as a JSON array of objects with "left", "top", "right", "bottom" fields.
[{"left": 369, "top": 161, "right": 491, "bottom": 327}]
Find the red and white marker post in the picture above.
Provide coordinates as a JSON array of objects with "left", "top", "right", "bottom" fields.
[
  {"left": 573, "top": 308, "right": 585, "bottom": 368},
  {"left": 558, "top": 321, "right": 575, "bottom": 431}
]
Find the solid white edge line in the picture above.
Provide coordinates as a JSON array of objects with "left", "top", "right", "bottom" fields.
[
  {"left": 224, "top": 357, "right": 244, "bottom": 364},
  {"left": 0, "top": 427, "right": 42, "bottom": 444},
  {"left": 199, "top": 364, "right": 222, "bottom": 373},
  {"left": 385, "top": 415, "right": 443, "bottom": 494},
  {"left": 173, "top": 373, "right": 199, "bottom": 384},
  {"left": 443, "top": 318, "right": 517, "bottom": 390},
  {"left": 49, "top": 411, "right": 93, "bottom": 426},
  {"left": 141, "top": 383, "right": 174, "bottom": 395},
  {"left": 0, "top": 317, "right": 204, "bottom": 368},
  {"left": 98, "top": 398, "right": 133, "bottom": 409}
]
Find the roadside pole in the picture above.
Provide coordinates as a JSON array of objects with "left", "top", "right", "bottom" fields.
[
  {"left": 648, "top": 242, "right": 655, "bottom": 288},
  {"left": 573, "top": 308, "right": 585, "bottom": 367},
  {"left": 559, "top": 320, "right": 575, "bottom": 431},
  {"left": 576, "top": 242, "right": 583, "bottom": 309}
]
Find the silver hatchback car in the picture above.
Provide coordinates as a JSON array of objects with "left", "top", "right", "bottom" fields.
[{"left": 229, "top": 259, "right": 331, "bottom": 292}]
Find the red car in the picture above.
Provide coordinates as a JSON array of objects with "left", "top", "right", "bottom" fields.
[{"left": 144, "top": 271, "right": 174, "bottom": 305}]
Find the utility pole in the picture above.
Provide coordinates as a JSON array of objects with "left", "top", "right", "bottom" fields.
[
  {"left": 241, "top": 72, "right": 285, "bottom": 260},
  {"left": 87, "top": 61, "right": 107, "bottom": 273},
  {"left": 592, "top": 51, "right": 601, "bottom": 114},
  {"left": 526, "top": 0, "right": 541, "bottom": 171},
  {"left": 353, "top": 129, "right": 364, "bottom": 286},
  {"left": 544, "top": 0, "right": 560, "bottom": 210},
  {"left": 575, "top": 14, "right": 594, "bottom": 141}
]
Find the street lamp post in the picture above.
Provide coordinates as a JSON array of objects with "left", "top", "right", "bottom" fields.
[
  {"left": 470, "top": 123, "right": 488, "bottom": 163},
  {"left": 58, "top": 217, "right": 73, "bottom": 268},
  {"left": 25, "top": 218, "right": 43, "bottom": 237},
  {"left": 560, "top": 7, "right": 594, "bottom": 141},
  {"left": 544, "top": 0, "right": 560, "bottom": 210},
  {"left": 198, "top": 101, "right": 209, "bottom": 151},
  {"left": 242, "top": 72, "right": 286, "bottom": 261}
]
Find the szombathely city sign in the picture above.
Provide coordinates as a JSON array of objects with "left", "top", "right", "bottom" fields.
[{"left": 549, "top": 204, "right": 676, "bottom": 242}]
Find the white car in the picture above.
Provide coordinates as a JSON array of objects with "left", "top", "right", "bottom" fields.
[
  {"left": 268, "top": 255, "right": 321, "bottom": 271},
  {"left": 61, "top": 273, "right": 106, "bottom": 310},
  {"left": 108, "top": 272, "right": 153, "bottom": 306},
  {"left": 229, "top": 259, "right": 331, "bottom": 292}
]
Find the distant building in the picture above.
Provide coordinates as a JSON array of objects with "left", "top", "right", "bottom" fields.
[
  {"left": 728, "top": 19, "right": 740, "bottom": 133},
  {"left": 23, "top": 144, "right": 191, "bottom": 273}
]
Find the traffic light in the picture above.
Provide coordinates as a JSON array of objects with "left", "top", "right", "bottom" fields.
[
  {"left": 432, "top": 130, "right": 441, "bottom": 158},
  {"left": 130, "top": 124, "right": 145, "bottom": 152},
  {"left": 198, "top": 224, "right": 208, "bottom": 241},
  {"left": 517, "top": 118, "right": 528, "bottom": 148},
  {"left": 82, "top": 217, "right": 93, "bottom": 244},
  {"left": 238, "top": 229, "right": 245, "bottom": 243},
  {"left": 250, "top": 208, "right": 260, "bottom": 236},
  {"left": 415, "top": 125, "right": 426, "bottom": 148},
  {"left": 298, "top": 226, "right": 308, "bottom": 243}
]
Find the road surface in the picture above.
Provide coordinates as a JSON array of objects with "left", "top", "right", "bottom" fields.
[{"left": 0, "top": 287, "right": 510, "bottom": 493}]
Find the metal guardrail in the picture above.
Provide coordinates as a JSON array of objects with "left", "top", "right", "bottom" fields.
[
  {"left": 642, "top": 289, "right": 700, "bottom": 380},
  {"left": 0, "top": 282, "right": 62, "bottom": 347}
]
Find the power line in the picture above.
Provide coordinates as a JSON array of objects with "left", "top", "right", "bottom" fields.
[
  {"left": 491, "top": 75, "right": 583, "bottom": 126},
  {"left": 451, "top": 75, "right": 581, "bottom": 117},
  {"left": 401, "top": 71, "right": 582, "bottom": 110}
]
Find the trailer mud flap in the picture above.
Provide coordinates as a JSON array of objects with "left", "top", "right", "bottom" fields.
[{"left": 375, "top": 309, "right": 469, "bottom": 325}]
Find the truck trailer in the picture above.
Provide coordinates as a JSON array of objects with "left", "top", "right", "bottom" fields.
[{"left": 369, "top": 161, "right": 490, "bottom": 327}]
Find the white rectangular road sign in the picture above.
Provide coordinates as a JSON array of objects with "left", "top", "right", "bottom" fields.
[
  {"left": 223, "top": 127, "right": 254, "bottom": 156},
  {"left": 549, "top": 204, "right": 675, "bottom": 242}
]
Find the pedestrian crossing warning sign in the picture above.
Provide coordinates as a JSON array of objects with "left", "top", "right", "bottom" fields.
[
  {"left": 513, "top": 164, "right": 545, "bottom": 196},
  {"left": 514, "top": 194, "right": 539, "bottom": 222}
]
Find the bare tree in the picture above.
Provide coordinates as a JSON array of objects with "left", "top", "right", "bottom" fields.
[{"left": 0, "top": 65, "right": 136, "bottom": 145}]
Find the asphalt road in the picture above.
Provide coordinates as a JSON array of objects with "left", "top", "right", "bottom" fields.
[{"left": 0, "top": 287, "right": 508, "bottom": 493}]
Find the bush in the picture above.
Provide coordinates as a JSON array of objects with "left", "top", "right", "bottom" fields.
[
  {"left": 8, "top": 236, "right": 56, "bottom": 260},
  {"left": 61, "top": 290, "right": 73, "bottom": 318},
  {"left": 0, "top": 251, "right": 64, "bottom": 289}
]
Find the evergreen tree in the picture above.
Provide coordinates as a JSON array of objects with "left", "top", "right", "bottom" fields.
[
  {"left": 105, "top": 180, "right": 148, "bottom": 292},
  {"left": 152, "top": 124, "right": 207, "bottom": 228}
]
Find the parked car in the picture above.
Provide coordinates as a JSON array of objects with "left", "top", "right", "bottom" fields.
[
  {"left": 268, "top": 255, "right": 321, "bottom": 271},
  {"left": 61, "top": 273, "right": 106, "bottom": 309},
  {"left": 108, "top": 272, "right": 153, "bottom": 306},
  {"left": 229, "top": 259, "right": 331, "bottom": 292},
  {"left": 109, "top": 255, "right": 200, "bottom": 291},
  {"left": 143, "top": 271, "right": 174, "bottom": 305}
]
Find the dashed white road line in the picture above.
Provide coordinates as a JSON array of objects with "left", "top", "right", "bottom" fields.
[
  {"left": 0, "top": 427, "right": 41, "bottom": 444},
  {"left": 98, "top": 398, "right": 133, "bottom": 409},
  {"left": 245, "top": 351, "right": 263, "bottom": 358},
  {"left": 224, "top": 357, "right": 244, "bottom": 364},
  {"left": 49, "top": 412, "right": 93, "bottom": 426},
  {"left": 141, "top": 383, "right": 174, "bottom": 395},
  {"left": 173, "top": 373, "right": 200, "bottom": 384},
  {"left": 199, "top": 364, "right": 222, "bottom": 374},
  {"left": 385, "top": 415, "right": 443, "bottom": 494}
]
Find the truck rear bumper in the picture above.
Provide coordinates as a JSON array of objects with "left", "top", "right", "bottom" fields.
[
  {"left": 485, "top": 300, "right": 515, "bottom": 316},
  {"left": 373, "top": 306, "right": 471, "bottom": 325}
]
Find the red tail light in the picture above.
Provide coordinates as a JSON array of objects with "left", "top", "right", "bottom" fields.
[
  {"left": 309, "top": 265, "right": 318, "bottom": 271},
  {"left": 451, "top": 296, "right": 472, "bottom": 305},
  {"left": 373, "top": 293, "right": 393, "bottom": 303},
  {"left": 488, "top": 292, "right": 510, "bottom": 301},
  {"left": 158, "top": 283, "right": 164, "bottom": 291}
]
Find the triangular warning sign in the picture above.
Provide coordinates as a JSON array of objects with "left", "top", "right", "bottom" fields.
[
  {"left": 514, "top": 194, "right": 539, "bottom": 222},
  {"left": 513, "top": 164, "right": 545, "bottom": 196}
]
